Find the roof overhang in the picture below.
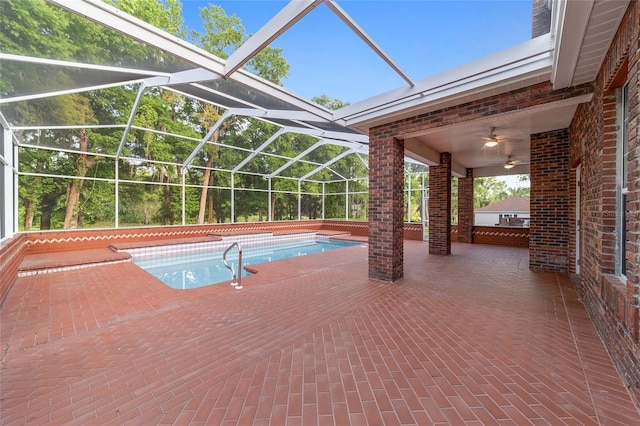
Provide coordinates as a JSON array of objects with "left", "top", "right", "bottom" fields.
[
  {"left": 551, "top": 0, "right": 630, "bottom": 89},
  {"left": 336, "top": 34, "right": 554, "bottom": 133}
]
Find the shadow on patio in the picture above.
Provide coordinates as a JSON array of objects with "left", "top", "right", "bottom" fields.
[{"left": 1, "top": 242, "right": 638, "bottom": 425}]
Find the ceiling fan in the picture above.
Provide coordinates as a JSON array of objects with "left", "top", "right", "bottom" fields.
[
  {"left": 503, "top": 155, "right": 528, "bottom": 169},
  {"left": 481, "top": 127, "right": 522, "bottom": 148}
]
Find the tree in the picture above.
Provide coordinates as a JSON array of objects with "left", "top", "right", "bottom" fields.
[
  {"left": 474, "top": 177, "right": 509, "bottom": 208},
  {"left": 507, "top": 186, "right": 530, "bottom": 198},
  {"left": 187, "top": 5, "right": 290, "bottom": 223},
  {"left": 1, "top": 0, "right": 189, "bottom": 229}
]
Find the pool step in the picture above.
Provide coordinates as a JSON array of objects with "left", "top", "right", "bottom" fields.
[{"left": 18, "top": 248, "right": 131, "bottom": 276}]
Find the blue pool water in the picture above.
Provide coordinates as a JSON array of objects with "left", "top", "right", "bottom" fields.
[{"left": 133, "top": 239, "right": 362, "bottom": 289}]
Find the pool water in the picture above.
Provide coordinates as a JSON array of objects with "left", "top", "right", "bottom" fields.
[{"left": 133, "top": 239, "right": 362, "bottom": 289}]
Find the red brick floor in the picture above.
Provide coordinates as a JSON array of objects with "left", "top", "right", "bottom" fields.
[{"left": 1, "top": 242, "right": 639, "bottom": 425}]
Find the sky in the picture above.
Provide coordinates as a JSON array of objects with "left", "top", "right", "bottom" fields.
[{"left": 180, "top": 0, "right": 533, "bottom": 104}]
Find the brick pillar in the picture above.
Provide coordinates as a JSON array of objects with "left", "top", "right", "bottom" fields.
[
  {"left": 368, "top": 135, "right": 404, "bottom": 281},
  {"left": 458, "top": 168, "right": 474, "bottom": 243},
  {"left": 530, "top": 129, "right": 569, "bottom": 272},
  {"left": 429, "top": 152, "right": 452, "bottom": 255}
]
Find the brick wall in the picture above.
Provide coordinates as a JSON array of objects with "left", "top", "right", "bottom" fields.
[
  {"left": 625, "top": 3, "right": 640, "bottom": 343},
  {"left": 530, "top": 129, "right": 570, "bottom": 272},
  {"left": 368, "top": 135, "right": 405, "bottom": 281},
  {"left": 0, "top": 235, "right": 26, "bottom": 307},
  {"left": 569, "top": 0, "right": 640, "bottom": 407},
  {"left": 458, "top": 169, "right": 474, "bottom": 243},
  {"left": 429, "top": 153, "right": 452, "bottom": 255},
  {"left": 473, "top": 226, "right": 529, "bottom": 248},
  {"left": 20, "top": 221, "right": 320, "bottom": 253},
  {"left": 373, "top": 82, "right": 591, "bottom": 137},
  {"left": 15, "top": 220, "right": 425, "bottom": 255}
]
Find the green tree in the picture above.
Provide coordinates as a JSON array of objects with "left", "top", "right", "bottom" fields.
[
  {"left": 1, "top": 0, "right": 188, "bottom": 229},
  {"left": 507, "top": 186, "right": 530, "bottom": 198},
  {"left": 474, "top": 177, "right": 509, "bottom": 208},
  {"left": 192, "top": 5, "right": 290, "bottom": 84},
  {"left": 187, "top": 5, "right": 290, "bottom": 223}
]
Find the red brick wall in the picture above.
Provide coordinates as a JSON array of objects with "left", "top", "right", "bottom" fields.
[
  {"left": 530, "top": 129, "right": 570, "bottom": 272},
  {"left": 0, "top": 235, "right": 26, "bottom": 307},
  {"left": 321, "top": 220, "right": 424, "bottom": 241},
  {"left": 376, "top": 82, "right": 591, "bottom": 136},
  {"left": 451, "top": 225, "right": 529, "bottom": 247},
  {"left": 472, "top": 226, "right": 530, "bottom": 248},
  {"left": 569, "top": 0, "right": 640, "bottom": 407},
  {"left": 17, "top": 220, "right": 425, "bottom": 255},
  {"left": 429, "top": 153, "right": 452, "bottom": 255},
  {"left": 21, "top": 221, "right": 321, "bottom": 253},
  {"left": 368, "top": 135, "right": 405, "bottom": 281},
  {"left": 458, "top": 169, "right": 474, "bottom": 243},
  {"left": 625, "top": 3, "right": 640, "bottom": 344},
  {"left": 317, "top": 220, "right": 367, "bottom": 236}
]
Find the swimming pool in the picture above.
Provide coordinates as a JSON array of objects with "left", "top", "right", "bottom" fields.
[{"left": 131, "top": 237, "right": 362, "bottom": 289}]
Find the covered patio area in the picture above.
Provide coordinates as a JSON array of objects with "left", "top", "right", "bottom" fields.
[{"left": 1, "top": 242, "right": 638, "bottom": 424}]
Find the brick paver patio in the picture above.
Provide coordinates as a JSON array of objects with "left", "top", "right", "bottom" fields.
[{"left": 1, "top": 241, "right": 638, "bottom": 425}]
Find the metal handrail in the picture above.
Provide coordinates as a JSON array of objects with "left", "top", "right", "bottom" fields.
[{"left": 222, "top": 242, "right": 243, "bottom": 289}]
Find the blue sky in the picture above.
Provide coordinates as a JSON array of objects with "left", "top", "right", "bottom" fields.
[{"left": 181, "top": 1, "right": 533, "bottom": 104}]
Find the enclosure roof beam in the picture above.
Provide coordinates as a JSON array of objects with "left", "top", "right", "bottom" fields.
[
  {"left": 299, "top": 149, "right": 354, "bottom": 181},
  {"left": 325, "top": 0, "right": 414, "bottom": 87},
  {"left": 229, "top": 108, "right": 328, "bottom": 123},
  {"left": 286, "top": 127, "right": 369, "bottom": 144},
  {"left": 182, "top": 110, "right": 233, "bottom": 169},
  {"left": 47, "top": 0, "right": 335, "bottom": 122},
  {"left": 0, "top": 112, "right": 11, "bottom": 130},
  {"left": 116, "top": 83, "right": 148, "bottom": 159},
  {"left": 223, "top": 0, "right": 324, "bottom": 78},
  {"left": 355, "top": 152, "right": 369, "bottom": 170},
  {"left": 232, "top": 128, "right": 286, "bottom": 172},
  {"left": 146, "top": 68, "right": 221, "bottom": 88},
  {"left": 269, "top": 140, "right": 328, "bottom": 178}
]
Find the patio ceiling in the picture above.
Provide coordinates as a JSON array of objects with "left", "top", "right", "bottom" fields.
[{"left": 1, "top": 0, "right": 630, "bottom": 180}]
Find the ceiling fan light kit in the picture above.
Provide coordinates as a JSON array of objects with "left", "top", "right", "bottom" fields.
[{"left": 504, "top": 155, "right": 517, "bottom": 169}]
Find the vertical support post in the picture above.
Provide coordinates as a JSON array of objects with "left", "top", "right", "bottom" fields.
[
  {"left": 114, "top": 160, "right": 119, "bottom": 228},
  {"left": 345, "top": 179, "right": 349, "bottom": 220},
  {"left": 268, "top": 177, "right": 272, "bottom": 222},
  {"left": 1, "top": 127, "right": 15, "bottom": 239},
  {"left": 408, "top": 172, "right": 412, "bottom": 222},
  {"left": 368, "top": 135, "right": 404, "bottom": 281},
  {"left": 181, "top": 169, "right": 186, "bottom": 226},
  {"left": 322, "top": 182, "right": 325, "bottom": 220},
  {"left": 457, "top": 168, "right": 474, "bottom": 243},
  {"left": 421, "top": 173, "right": 426, "bottom": 231},
  {"left": 231, "top": 172, "right": 235, "bottom": 224},
  {"left": 13, "top": 140, "right": 18, "bottom": 235},
  {"left": 530, "top": 130, "right": 570, "bottom": 271},
  {"left": 429, "top": 152, "right": 452, "bottom": 255},
  {"left": 298, "top": 180, "right": 301, "bottom": 220}
]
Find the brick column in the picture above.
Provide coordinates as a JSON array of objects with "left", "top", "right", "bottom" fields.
[
  {"left": 368, "top": 135, "right": 404, "bottom": 281},
  {"left": 530, "top": 129, "right": 569, "bottom": 272},
  {"left": 429, "top": 152, "right": 452, "bottom": 255},
  {"left": 458, "top": 168, "right": 474, "bottom": 243}
]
